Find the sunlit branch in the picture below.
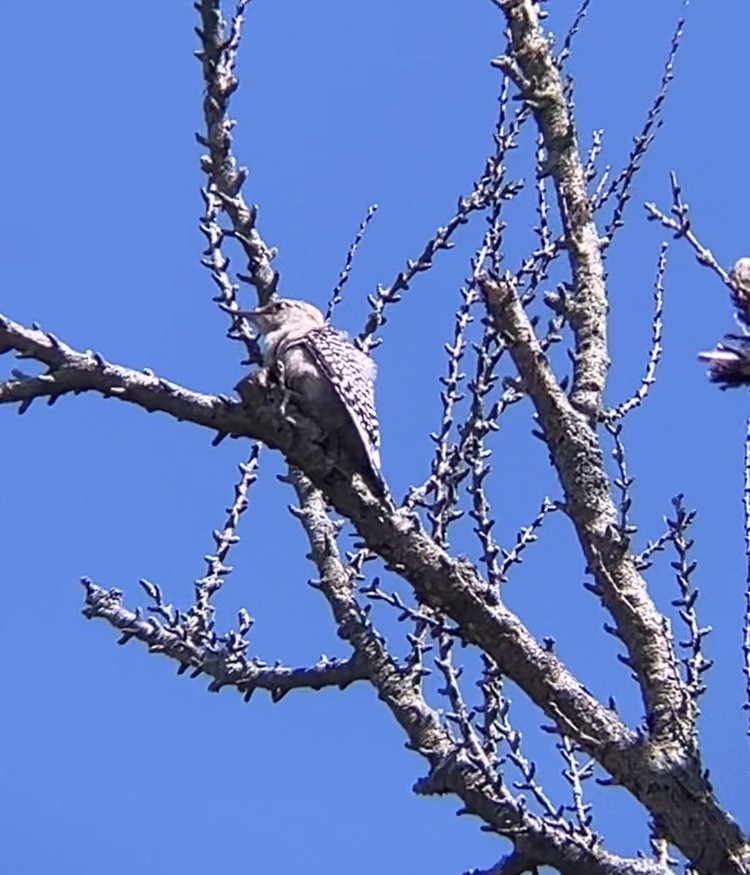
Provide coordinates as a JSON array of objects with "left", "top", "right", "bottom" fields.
[
  {"left": 493, "top": 0, "right": 608, "bottom": 420},
  {"left": 195, "top": 0, "right": 278, "bottom": 321},
  {"left": 81, "top": 578, "right": 368, "bottom": 699},
  {"left": 325, "top": 204, "right": 379, "bottom": 321},
  {"left": 598, "top": 17, "right": 686, "bottom": 249},
  {"left": 605, "top": 243, "right": 667, "bottom": 420}
]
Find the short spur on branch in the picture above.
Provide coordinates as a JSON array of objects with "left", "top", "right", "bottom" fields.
[{"left": 236, "top": 298, "right": 385, "bottom": 496}]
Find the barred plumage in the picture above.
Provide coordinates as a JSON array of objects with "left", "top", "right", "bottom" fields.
[
  {"left": 303, "top": 325, "right": 381, "bottom": 468},
  {"left": 238, "top": 298, "right": 384, "bottom": 494}
]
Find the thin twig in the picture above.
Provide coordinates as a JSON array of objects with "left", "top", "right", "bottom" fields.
[
  {"left": 435, "top": 635, "right": 497, "bottom": 780},
  {"left": 498, "top": 498, "right": 557, "bottom": 583},
  {"left": 557, "top": 0, "right": 595, "bottom": 64},
  {"left": 326, "top": 204, "right": 379, "bottom": 321},
  {"left": 192, "top": 444, "right": 262, "bottom": 632},
  {"left": 598, "top": 17, "right": 686, "bottom": 249},
  {"left": 585, "top": 129, "right": 605, "bottom": 186},
  {"left": 358, "top": 172, "right": 521, "bottom": 351},
  {"left": 634, "top": 528, "right": 674, "bottom": 572},
  {"left": 666, "top": 494, "right": 711, "bottom": 711},
  {"left": 645, "top": 172, "right": 733, "bottom": 290},
  {"left": 358, "top": 71, "right": 530, "bottom": 351},
  {"left": 603, "top": 420, "right": 635, "bottom": 536},
  {"left": 604, "top": 243, "right": 667, "bottom": 420},
  {"left": 558, "top": 734, "right": 595, "bottom": 837}
]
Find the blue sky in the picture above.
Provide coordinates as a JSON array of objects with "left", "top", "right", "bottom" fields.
[{"left": 2, "top": 1, "right": 750, "bottom": 872}]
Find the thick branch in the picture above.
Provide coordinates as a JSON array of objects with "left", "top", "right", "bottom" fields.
[
  {"left": 493, "top": 0, "right": 608, "bottom": 420},
  {"left": 2, "top": 312, "right": 747, "bottom": 873},
  {"left": 479, "top": 274, "right": 748, "bottom": 873},
  {"left": 290, "top": 472, "right": 660, "bottom": 875},
  {"left": 470, "top": 846, "right": 668, "bottom": 875},
  {"left": 481, "top": 274, "right": 690, "bottom": 740},
  {"left": 0, "top": 314, "right": 252, "bottom": 430}
]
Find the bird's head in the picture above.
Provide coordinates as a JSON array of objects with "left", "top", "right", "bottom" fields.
[{"left": 237, "top": 298, "right": 326, "bottom": 335}]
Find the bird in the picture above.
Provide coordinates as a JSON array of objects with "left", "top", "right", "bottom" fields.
[
  {"left": 235, "top": 298, "right": 385, "bottom": 496},
  {"left": 699, "top": 258, "right": 750, "bottom": 389}
]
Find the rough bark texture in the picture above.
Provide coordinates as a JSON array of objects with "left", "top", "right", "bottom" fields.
[{"left": 3, "top": 2, "right": 747, "bottom": 873}]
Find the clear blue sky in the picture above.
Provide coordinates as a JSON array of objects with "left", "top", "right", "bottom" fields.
[{"left": 2, "top": 1, "right": 749, "bottom": 872}]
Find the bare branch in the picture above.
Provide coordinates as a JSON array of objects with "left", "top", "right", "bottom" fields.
[
  {"left": 435, "top": 635, "right": 492, "bottom": 765},
  {"left": 605, "top": 243, "right": 667, "bottom": 420},
  {"left": 604, "top": 419, "right": 636, "bottom": 535},
  {"left": 557, "top": 0, "right": 595, "bottom": 65},
  {"left": 358, "top": 65, "right": 530, "bottom": 351},
  {"left": 468, "top": 453, "right": 504, "bottom": 592},
  {"left": 326, "top": 204, "right": 379, "bottom": 321},
  {"left": 645, "top": 173, "right": 732, "bottom": 290},
  {"left": 666, "top": 495, "right": 712, "bottom": 707},
  {"left": 585, "top": 128, "right": 606, "bottom": 188},
  {"left": 598, "top": 17, "right": 686, "bottom": 249},
  {"left": 0, "top": 314, "right": 257, "bottom": 438},
  {"left": 558, "top": 734, "right": 595, "bottom": 838},
  {"left": 498, "top": 498, "right": 558, "bottom": 583},
  {"left": 481, "top": 272, "right": 692, "bottom": 738},
  {"left": 424, "top": 281, "right": 481, "bottom": 525},
  {"left": 411, "top": 232, "right": 521, "bottom": 550},
  {"left": 467, "top": 842, "right": 671, "bottom": 875},
  {"left": 493, "top": 0, "right": 608, "bottom": 420},
  {"left": 358, "top": 170, "right": 520, "bottom": 351},
  {"left": 5, "top": 305, "right": 748, "bottom": 872},
  {"left": 361, "top": 579, "right": 448, "bottom": 632},
  {"left": 193, "top": 445, "right": 262, "bottom": 625},
  {"left": 634, "top": 527, "right": 674, "bottom": 573},
  {"left": 289, "top": 471, "right": 543, "bottom": 846},
  {"left": 196, "top": 0, "right": 279, "bottom": 309},
  {"left": 81, "top": 578, "right": 367, "bottom": 699},
  {"left": 533, "top": 132, "right": 553, "bottom": 254}
]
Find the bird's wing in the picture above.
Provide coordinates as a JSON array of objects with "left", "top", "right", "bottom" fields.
[{"left": 304, "top": 328, "right": 381, "bottom": 473}]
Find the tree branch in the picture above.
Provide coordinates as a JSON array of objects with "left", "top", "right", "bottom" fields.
[
  {"left": 2, "top": 309, "right": 748, "bottom": 872},
  {"left": 492, "top": 0, "right": 608, "bottom": 421},
  {"left": 290, "top": 471, "right": 663, "bottom": 875},
  {"left": 479, "top": 273, "right": 748, "bottom": 874},
  {"left": 81, "top": 578, "right": 367, "bottom": 699},
  {"left": 196, "top": 0, "right": 278, "bottom": 308}
]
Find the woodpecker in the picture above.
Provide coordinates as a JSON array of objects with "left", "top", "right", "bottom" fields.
[
  {"left": 699, "top": 258, "right": 750, "bottom": 388},
  {"left": 237, "top": 298, "right": 385, "bottom": 495}
]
